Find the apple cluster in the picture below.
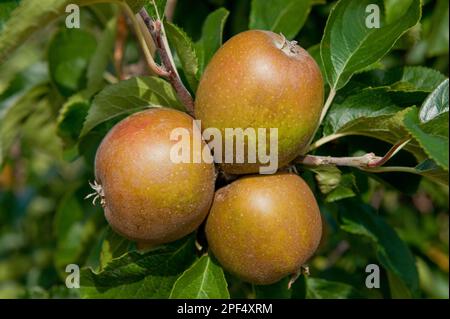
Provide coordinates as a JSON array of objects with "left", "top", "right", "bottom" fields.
[{"left": 94, "top": 30, "right": 324, "bottom": 285}]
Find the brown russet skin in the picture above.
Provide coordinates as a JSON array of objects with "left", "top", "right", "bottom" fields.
[
  {"left": 195, "top": 30, "right": 324, "bottom": 174},
  {"left": 95, "top": 108, "right": 216, "bottom": 246},
  {"left": 206, "top": 173, "right": 322, "bottom": 285}
]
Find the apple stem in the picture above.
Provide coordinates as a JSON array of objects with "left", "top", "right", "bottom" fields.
[
  {"left": 319, "top": 88, "right": 337, "bottom": 125},
  {"left": 139, "top": 8, "right": 195, "bottom": 116},
  {"left": 287, "top": 265, "right": 309, "bottom": 289},
  {"left": 279, "top": 33, "right": 300, "bottom": 56},
  {"left": 304, "top": 88, "right": 337, "bottom": 153},
  {"left": 308, "top": 132, "right": 350, "bottom": 152}
]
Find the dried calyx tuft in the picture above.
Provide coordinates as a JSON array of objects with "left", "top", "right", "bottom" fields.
[{"left": 85, "top": 180, "right": 105, "bottom": 207}]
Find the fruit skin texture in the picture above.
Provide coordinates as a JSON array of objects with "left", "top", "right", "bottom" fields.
[
  {"left": 95, "top": 108, "right": 216, "bottom": 246},
  {"left": 195, "top": 30, "right": 324, "bottom": 174},
  {"left": 205, "top": 173, "right": 322, "bottom": 285}
]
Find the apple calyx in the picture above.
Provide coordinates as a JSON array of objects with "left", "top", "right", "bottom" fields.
[{"left": 85, "top": 180, "right": 106, "bottom": 207}]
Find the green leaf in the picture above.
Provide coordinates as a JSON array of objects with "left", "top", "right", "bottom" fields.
[
  {"left": 387, "top": 67, "right": 447, "bottom": 94},
  {"left": 165, "top": 21, "right": 199, "bottom": 92},
  {"left": 323, "top": 89, "right": 426, "bottom": 161},
  {"left": 54, "top": 189, "right": 96, "bottom": 273},
  {"left": 55, "top": 220, "right": 95, "bottom": 272},
  {"left": 84, "top": 225, "right": 132, "bottom": 272},
  {"left": 0, "top": 0, "right": 20, "bottom": 33},
  {"left": 0, "top": 40, "right": 43, "bottom": 96},
  {"left": 0, "top": 0, "right": 144, "bottom": 63},
  {"left": 419, "top": 79, "right": 449, "bottom": 122},
  {"left": 99, "top": 227, "right": 132, "bottom": 270},
  {"left": 87, "top": 14, "right": 118, "bottom": 92},
  {"left": 80, "top": 235, "right": 196, "bottom": 298},
  {"left": 309, "top": 165, "right": 342, "bottom": 194},
  {"left": 78, "top": 121, "right": 115, "bottom": 169},
  {"left": 322, "top": 76, "right": 449, "bottom": 170},
  {"left": 384, "top": 0, "right": 414, "bottom": 24},
  {"left": 404, "top": 108, "right": 448, "bottom": 171},
  {"left": 57, "top": 93, "right": 90, "bottom": 147},
  {"left": 0, "top": 61, "right": 48, "bottom": 117},
  {"left": 325, "top": 174, "right": 357, "bottom": 203},
  {"left": 58, "top": 42, "right": 123, "bottom": 146},
  {"left": 249, "top": 0, "right": 313, "bottom": 39},
  {"left": 426, "top": 0, "right": 449, "bottom": 57},
  {"left": 307, "top": 44, "right": 325, "bottom": 77},
  {"left": 0, "top": 0, "right": 68, "bottom": 62},
  {"left": 48, "top": 28, "right": 97, "bottom": 97},
  {"left": 339, "top": 202, "right": 419, "bottom": 297},
  {"left": 324, "top": 88, "right": 401, "bottom": 136},
  {"left": 415, "top": 159, "right": 448, "bottom": 185},
  {"left": 196, "top": 8, "right": 230, "bottom": 75},
  {"left": 169, "top": 255, "right": 229, "bottom": 299},
  {"left": 80, "top": 76, "right": 183, "bottom": 136},
  {"left": 402, "top": 80, "right": 449, "bottom": 172},
  {"left": 305, "top": 278, "right": 363, "bottom": 299},
  {"left": 143, "top": 0, "right": 167, "bottom": 19},
  {"left": 54, "top": 190, "right": 83, "bottom": 240},
  {"left": 0, "top": 85, "right": 48, "bottom": 167},
  {"left": 348, "top": 66, "right": 446, "bottom": 107},
  {"left": 126, "top": 0, "right": 147, "bottom": 13},
  {"left": 20, "top": 98, "right": 64, "bottom": 159},
  {"left": 387, "top": 270, "right": 413, "bottom": 298},
  {"left": 0, "top": 0, "right": 105, "bottom": 63},
  {"left": 57, "top": 14, "right": 118, "bottom": 147},
  {"left": 321, "top": 0, "right": 421, "bottom": 90}
]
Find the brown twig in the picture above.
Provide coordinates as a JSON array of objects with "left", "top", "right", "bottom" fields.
[
  {"left": 121, "top": 3, "right": 167, "bottom": 77},
  {"left": 297, "top": 138, "right": 411, "bottom": 170},
  {"left": 138, "top": 8, "right": 195, "bottom": 116},
  {"left": 114, "top": 12, "right": 128, "bottom": 80},
  {"left": 297, "top": 153, "right": 382, "bottom": 168}
]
